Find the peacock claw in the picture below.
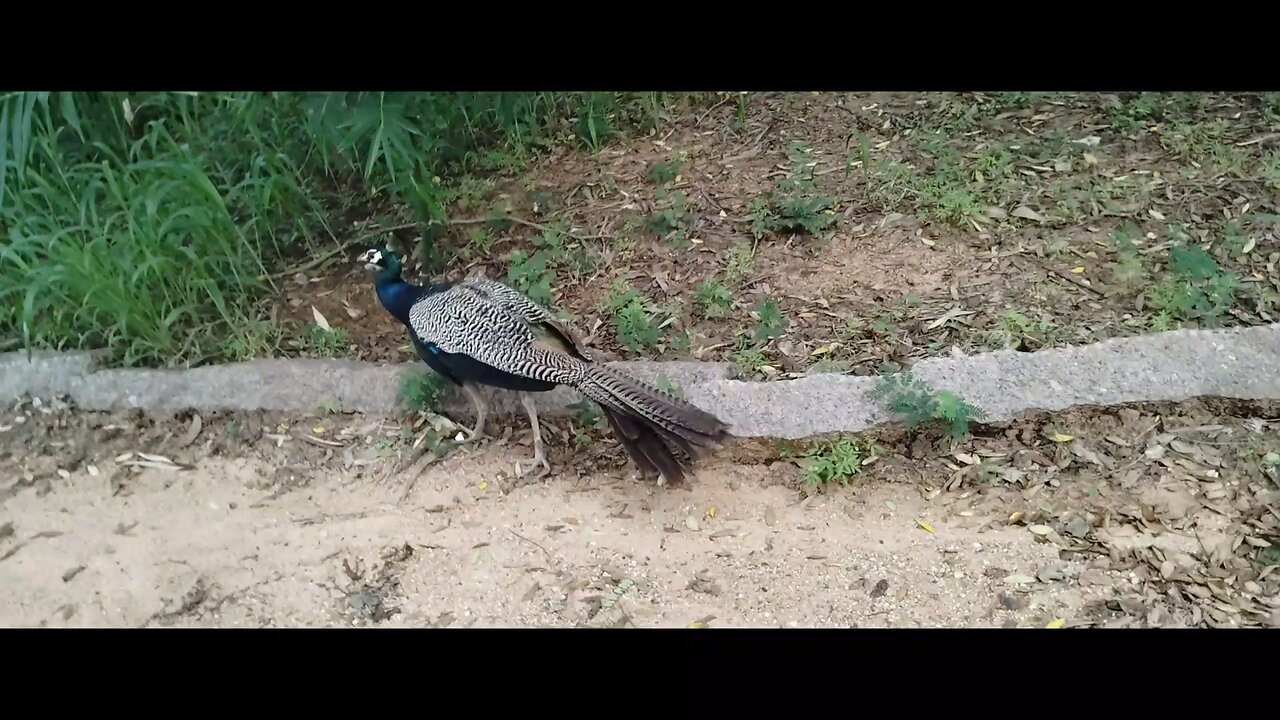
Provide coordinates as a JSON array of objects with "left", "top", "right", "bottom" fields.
[
  {"left": 458, "top": 425, "right": 487, "bottom": 443},
  {"left": 516, "top": 452, "right": 551, "bottom": 479},
  {"left": 515, "top": 392, "right": 551, "bottom": 479}
]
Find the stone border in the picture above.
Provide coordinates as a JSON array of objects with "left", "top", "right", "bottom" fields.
[{"left": 2, "top": 323, "right": 1278, "bottom": 440}]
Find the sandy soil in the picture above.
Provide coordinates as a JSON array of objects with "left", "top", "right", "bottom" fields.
[
  {"left": 2, "top": 398, "right": 1277, "bottom": 628},
  {"left": 2, "top": 450, "right": 1089, "bottom": 629}
]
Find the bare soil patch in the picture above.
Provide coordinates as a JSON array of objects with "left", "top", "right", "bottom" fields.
[{"left": 3, "top": 395, "right": 1277, "bottom": 628}]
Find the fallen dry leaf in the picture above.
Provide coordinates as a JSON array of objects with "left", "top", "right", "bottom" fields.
[
  {"left": 1011, "top": 206, "right": 1047, "bottom": 223},
  {"left": 311, "top": 305, "right": 331, "bottom": 330},
  {"left": 179, "top": 413, "right": 203, "bottom": 448}
]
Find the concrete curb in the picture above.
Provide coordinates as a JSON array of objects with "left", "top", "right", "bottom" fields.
[{"left": 2, "top": 323, "right": 1279, "bottom": 440}]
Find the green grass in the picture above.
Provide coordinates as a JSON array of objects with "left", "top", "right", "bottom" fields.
[
  {"left": 1147, "top": 245, "right": 1241, "bottom": 328},
  {"left": 600, "top": 280, "right": 675, "bottom": 355},
  {"left": 695, "top": 277, "right": 735, "bottom": 319},
  {"left": 872, "top": 372, "right": 984, "bottom": 441},
  {"left": 749, "top": 142, "right": 836, "bottom": 239},
  {"left": 0, "top": 91, "right": 665, "bottom": 368},
  {"left": 397, "top": 371, "right": 448, "bottom": 414},
  {"left": 295, "top": 326, "right": 352, "bottom": 358},
  {"left": 787, "top": 436, "right": 877, "bottom": 489}
]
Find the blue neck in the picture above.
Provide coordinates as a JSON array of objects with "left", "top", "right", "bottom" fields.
[{"left": 373, "top": 267, "right": 446, "bottom": 326}]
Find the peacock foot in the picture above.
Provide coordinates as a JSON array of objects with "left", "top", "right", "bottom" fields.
[
  {"left": 515, "top": 450, "right": 552, "bottom": 480},
  {"left": 456, "top": 424, "right": 487, "bottom": 444}
]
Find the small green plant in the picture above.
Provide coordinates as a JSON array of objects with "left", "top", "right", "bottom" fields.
[
  {"left": 297, "top": 326, "right": 351, "bottom": 358},
  {"left": 987, "top": 310, "right": 1055, "bottom": 351},
  {"left": 574, "top": 93, "right": 616, "bottom": 152},
  {"left": 696, "top": 279, "right": 735, "bottom": 318},
  {"left": 730, "top": 94, "right": 748, "bottom": 132},
  {"left": 604, "top": 280, "right": 642, "bottom": 313},
  {"left": 568, "top": 398, "right": 602, "bottom": 430},
  {"left": 1147, "top": 245, "right": 1239, "bottom": 327},
  {"left": 752, "top": 299, "right": 788, "bottom": 341},
  {"left": 533, "top": 223, "right": 595, "bottom": 279},
  {"left": 605, "top": 281, "right": 661, "bottom": 353},
  {"left": 616, "top": 300, "right": 660, "bottom": 352},
  {"left": 398, "top": 371, "right": 447, "bottom": 414},
  {"left": 695, "top": 278, "right": 734, "bottom": 319},
  {"left": 220, "top": 319, "right": 284, "bottom": 361},
  {"left": 647, "top": 189, "right": 696, "bottom": 239},
  {"left": 1109, "top": 228, "right": 1148, "bottom": 286},
  {"left": 1109, "top": 93, "right": 1162, "bottom": 132},
  {"left": 749, "top": 145, "right": 836, "bottom": 239},
  {"left": 458, "top": 226, "right": 495, "bottom": 262},
  {"left": 808, "top": 358, "right": 852, "bottom": 375},
  {"left": 729, "top": 339, "right": 768, "bottom": 378},
  {"left": 792, "top": 437, "right": 876, "bottom": 489},
  {"left": 990, "top": 92, "right": 1047, "bottom": 111},
  {"left": 723, "top": 243, "right": 754, "bottom": 282},
  {"left": 443, "top": 174, "right": 496, "bottom": 213},
  {"left": 656, "top": 373, "right": 683, "bottom": 398},
  {"left": 1262, "top": 151, "right": 1280, "bottom": 191},
  {"left": 647, "top": 158, "right": 682, "bottom": 186},
  {"left": 873, "top": 372, "right": 984, "bottom": 441},
  {"left": 1157, "top": 119, "right": 1231, "bottom": 165},
  {"left": 568, "top": 397, "right": 601, "bottom": 450},
  {"left": 507, "top": 249, "right": 556, "bottom": 306},
  {"left": 668, "top": 329, "right": 692, "bottom": 355}
]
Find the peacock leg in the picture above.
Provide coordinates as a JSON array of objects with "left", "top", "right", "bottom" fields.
[
  {"left": 516, "top": 392, "right": 552, "bottom": 478},
  {"left": 459, "top": 384, "right": 488, "bottom": 441}
]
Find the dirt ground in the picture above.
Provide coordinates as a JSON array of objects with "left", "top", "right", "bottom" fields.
[
  {"left": 3, "top": 395, "right": 1277, "bottom": 628},
  {"left": 273, "top": 92, "right": 1278, "bottom": 379}
]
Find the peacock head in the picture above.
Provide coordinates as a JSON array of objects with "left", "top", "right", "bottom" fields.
[{"left": 356, "top": 245, "right": 402, "bottom": 278}]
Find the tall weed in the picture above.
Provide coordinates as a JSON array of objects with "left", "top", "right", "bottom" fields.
[{"left": 0, "top": 91, "right": 653, "bottom": 366}]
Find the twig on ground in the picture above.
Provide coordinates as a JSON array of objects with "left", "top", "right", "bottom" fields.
[
  {"left": 508, "top": 528, "right": 554, "bottom": 562},
  {"left": 750, "top": 123, "right": 774, "bottom": 149},
  {"left": 1015, "top": 256, "right": 1107, "bottom": 298},
  {"left": 448, "top": 216, "right": 612, "bottom": 240},
  {"left": 695, "top": 95, "right": 734, "bottom": 127},
  {"left": 257, "top": 223, "right": 420, "bottom": 283},
  {"left": 390, "top": 439, "right": 448, "bottom": 505}
]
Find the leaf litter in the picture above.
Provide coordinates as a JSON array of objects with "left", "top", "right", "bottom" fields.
[{"left": 866, "top": 398, "right": 1280, "bottom": 627}]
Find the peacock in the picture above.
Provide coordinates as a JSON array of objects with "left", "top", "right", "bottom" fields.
[{"left": 357, "top": 244, "right": 733, "bottom": 482}]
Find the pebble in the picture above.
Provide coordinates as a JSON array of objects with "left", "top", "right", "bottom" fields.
[
  {"left": 1063, "top": 515, "right": 1092, "bottom": 539},
  {"left": 998, "top": 592, "right": 1028, "bottom": 611},
  {"left": 1037, "top": 563, "right": 1067, "bottom": 583}
]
